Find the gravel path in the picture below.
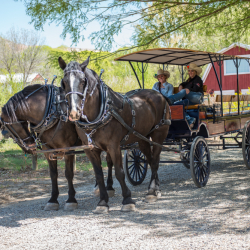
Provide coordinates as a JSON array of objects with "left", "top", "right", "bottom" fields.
[{"left": 1, "top": 147, "right": 250, "bottom": 249}]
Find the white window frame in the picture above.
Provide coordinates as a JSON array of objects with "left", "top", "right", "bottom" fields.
[{"left": 224, "top": 54, "right": 250, "bottom": 76}]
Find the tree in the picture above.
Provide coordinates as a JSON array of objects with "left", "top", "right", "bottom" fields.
[
  {"left": 0, "top": 27, "right": 46, "bottom": 84},
  {"left": 19, "top": 0, "right": 250, "bottom": 52}
]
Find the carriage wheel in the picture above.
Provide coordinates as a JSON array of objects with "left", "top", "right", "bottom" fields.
[
  {"left": 123, "top": 149, "right": 148, "bottom": 186},
  {"left": 190, "top": 136, "right": 210, "bottom": 188},
  {"left": 242, "top": 120, "right": 250, "bottom": 169}
]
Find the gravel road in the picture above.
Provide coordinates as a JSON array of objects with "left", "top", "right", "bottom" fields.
[{"left": 1, "top": 147, "right": 250, "bottom": 249}]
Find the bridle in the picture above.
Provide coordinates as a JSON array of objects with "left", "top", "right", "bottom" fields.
[
  {"left": 0, "top": 117, "right": 35, "bottom": 152},
  {"left": 63, "top": 70, "right": 98, "bottom": 122}
]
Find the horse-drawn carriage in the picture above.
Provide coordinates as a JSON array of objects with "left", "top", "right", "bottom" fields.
[
  {"left": 1, "top": 47, "right": 250, "bottom": 212},
  {"left": 114, "top": 48, "right": 250, "bottom": 188}
]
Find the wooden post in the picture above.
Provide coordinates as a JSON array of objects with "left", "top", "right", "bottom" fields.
[
  {"left": 73, "top": 154, "right": 76, "bottom": 172},
  {"left": 32, "top": 154, "right": 38, "bottom": 170}
]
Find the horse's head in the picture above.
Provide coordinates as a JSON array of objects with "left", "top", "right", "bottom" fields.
[
  {"left": 1, "top": 97, "right": 36, "bottom": 154},
  {"left": 59, "top": 56, "right": 90, "bottom": 121}
]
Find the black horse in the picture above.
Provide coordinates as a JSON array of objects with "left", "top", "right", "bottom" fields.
[
  {"left": 0, "top": 84, "right": 114, "bottom": 211},
  {"left": 59, "top": 57, "right": 171, "bottom": 213}
]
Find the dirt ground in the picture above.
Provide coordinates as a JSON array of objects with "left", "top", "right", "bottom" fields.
[{"left": 1, "top": 142, "right": 250, "bottom": 249}]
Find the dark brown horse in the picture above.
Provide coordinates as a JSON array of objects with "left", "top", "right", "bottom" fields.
[
  {"left": 59, "top": 57, "right": 171, "bottom": 213},
  {"left": 0, "top": 84, "right": 114, "bottom": 211}
]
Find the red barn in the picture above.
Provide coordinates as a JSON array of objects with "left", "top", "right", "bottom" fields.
[{"left": 202, "top": 43, "right": 250, "bottom": 95}]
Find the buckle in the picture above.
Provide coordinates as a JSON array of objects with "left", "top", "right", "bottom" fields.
[
  {"left": 132, "top": 110, "right": 136, "bottom": 116},
  {"left": 155, "top": 125, "right": 159, "bottom": 129},
  {"left": 60, "top": 115, "right": 68, "bottom": 122},
  {"left": 90, "top": 129, "right": 96, "bottom": 136},
  {"left": 124, "top": 135, "right": 129, "bottom": 141}
]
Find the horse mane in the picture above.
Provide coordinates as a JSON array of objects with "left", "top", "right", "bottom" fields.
[{"left": 2, "top": 84, "right": 44, "bottom": 123}]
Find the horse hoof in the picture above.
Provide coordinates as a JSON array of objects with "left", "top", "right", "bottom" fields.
[
  {"left": 107, "top": 190, "right": 115, "bottom": 198},
  {"left": 44, "top": 203, "right": 59, "bottom": 211},
  {"left": 121, "top": 204, "right": 136, "bottom": 212},
  {"left": 93, "top": 186, "right": 100, "bottom": 197},
  {"left": 155, "top": 190, "right": 161, "bottom": 198},
  {"left": 64, "top": 203, "right": 78, "bottom": 211},
  {"left": 93, "top": 206, "right": 109, "bottom": 214},
  {"left": 145, "top": 195, "right": 158, "bottom": 203}
]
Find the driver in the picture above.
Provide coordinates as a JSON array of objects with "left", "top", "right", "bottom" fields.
[
  {"left": 152, "top": 69, "right": 173, "bottom": 98},
  {"left": 166, "top": 63, "right": 203, "bottom": 128}
]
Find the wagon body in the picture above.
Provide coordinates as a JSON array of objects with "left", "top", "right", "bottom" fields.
[{"left": 115, "top": 48, "right": 250, "bottom": 187}]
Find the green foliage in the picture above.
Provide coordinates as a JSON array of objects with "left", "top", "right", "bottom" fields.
[
  {"left": 0, "top": 80, "right": 25, "bottom": 107},
  {"left": 48, "top": 47, "right": 187, "bottom": 92},
  {"left": 20, "top": 0, "right": 250, "bottom": 51}
]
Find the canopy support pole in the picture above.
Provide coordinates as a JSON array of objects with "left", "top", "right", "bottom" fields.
[
  {"left": 182, "top": 66, "right": 184, "bottom": 82},
  {"left": 129, "top": 61, "right": 142, "bottom": 89},
  {"left": 142, "top": 62, "right": 145, "bottom": 89},
  {"left": 219, "top": 55, "right": 222, "bottom": 89},
  {"left": 209, "top": 54, "right": 223, "bottom": 116},
  {"left": 236, "top": 58, "right": 240, "bottom": 115}
]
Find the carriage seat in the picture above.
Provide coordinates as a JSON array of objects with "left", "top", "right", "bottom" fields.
[
  {"left": 173, "top": 85, "right": 207, "bottom": 94},
  {"left": 172, "top": 85, "right": 207, "bottom": 110}
]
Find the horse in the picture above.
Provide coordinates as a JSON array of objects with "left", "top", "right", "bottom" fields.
[
  {"left": 0, "top": 84, "right": 115, "bottom": 211},
  {"left": 58, "top": 57, "right": 171, "bottom": 213}
]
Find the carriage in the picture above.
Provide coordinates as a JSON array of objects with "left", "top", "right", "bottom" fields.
[
  {"left": 114, "top": 48, "right": 250, "bottom": 188},
  {"left": 2, "top": 47, "right": 250, "bottom": 212}
]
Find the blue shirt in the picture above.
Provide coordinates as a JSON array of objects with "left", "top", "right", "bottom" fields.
[{"left": 152, "top": 82, "right": 173, "bottom": 98}]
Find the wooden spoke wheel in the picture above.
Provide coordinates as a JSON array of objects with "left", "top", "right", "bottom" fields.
[
  {"left": 190, "top": 136, "right": 211, "bottom": 188},
  {"left": 123, "top": 149, "right": 148, "bottom": 186},
  {"left": 242, "top": 120, "right": 250, "bottom": 169}
]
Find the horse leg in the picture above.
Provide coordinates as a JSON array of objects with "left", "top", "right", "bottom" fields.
[
  {"left": 138, "top": 141, "right": 159, "bottom": 202},
  {"left": 85, "top": 149, "right": 109, "bottom": 214},
  {"left": 93, "top": 153, "right": 115, "bottom": 198},
  {"left": 108, "top": 147, "right": 135, "bottom": 212},
  {"left": 106, "top": 153, "right": 115, "bottom": 197},
  {"left": 44, "top": 154, "right": 59, "bottom": 211},
  {"left": 144, "top": 132, "right": 167, "bottom": 203},
  {"left": 64, "top": 154, "right": 78, "bottom": 211}
]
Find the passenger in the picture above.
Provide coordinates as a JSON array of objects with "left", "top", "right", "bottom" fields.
[
  {"left": 152, "top": 69, "right": 173, "bottom": 98},
  {"left": 166, "top": 63, "right": 203, "bottom": 129}
]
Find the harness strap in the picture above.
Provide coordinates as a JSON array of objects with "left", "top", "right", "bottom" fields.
[
  {"left": 31, "top": 85, "right": 53, "bottom": 131},
  {"left": 120, "top": 97, "right": 136, "bottom": 145},
  {"left": 111, "top": 109, "right": 169, "bottom": 149},
  {"left": 147, "top": 101, "right": 171, "bottom": 135}
]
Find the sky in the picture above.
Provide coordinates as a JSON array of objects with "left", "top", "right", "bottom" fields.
[{"left": 0, "top": 0, "right": 134, "bottom": 50}]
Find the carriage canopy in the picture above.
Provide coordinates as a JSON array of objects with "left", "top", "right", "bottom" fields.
[{"left": 114, "top": 48, "right": 250, "bottom": 66}]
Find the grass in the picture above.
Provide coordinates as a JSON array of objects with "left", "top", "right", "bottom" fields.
[{"left": 0, "top": 138, "right": 105, "bottom": 173}]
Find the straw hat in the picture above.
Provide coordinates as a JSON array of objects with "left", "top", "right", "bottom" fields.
[
  {"left": 154, "top": 69, "right": 170, "bottom": 79},
  {"left": 185, "top": 63, "right": 202, "bottom": 76}
]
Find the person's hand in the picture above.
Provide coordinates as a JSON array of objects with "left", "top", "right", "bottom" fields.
[
  {"left": 179, "top": 85, "right": 183, "bottom": 91},
  {"left": 185, "top": 88, "right": 190, "bottom": 94}
]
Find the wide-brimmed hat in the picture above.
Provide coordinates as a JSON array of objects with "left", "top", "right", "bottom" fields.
[
  {"left": 185, "top": 63, "right": 202, "bottom": 76},
  {"left": 154, "top": 69, "right": 170, "bottom": 79}
]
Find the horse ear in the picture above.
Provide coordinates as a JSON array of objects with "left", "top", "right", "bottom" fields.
[
  {"left": 80, "top": 56, "right": 90, "bottom": 72},
  {"left": 58, "top": 57, "right": 67, "bottom": 70}
]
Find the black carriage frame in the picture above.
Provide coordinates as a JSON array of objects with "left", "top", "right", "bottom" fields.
[{"left": 122, "top": 50, "right": 250, "bottom": 187}]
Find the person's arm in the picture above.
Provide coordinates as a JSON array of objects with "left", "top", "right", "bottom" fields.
[
  {"left": 179, "top": 81, "right": 187, "bottom": 89},
  {"left": 190, "top": 78, "right": 203, "bottom": 92},
  {"left": 167, "top": 84, "right": 174, "bottom": 96},
  {"left": 152, "top": 82, "right": 159, "bottom": 92}
]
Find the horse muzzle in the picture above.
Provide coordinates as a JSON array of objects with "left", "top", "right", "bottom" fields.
[{"left": 69, "top": 109, "right": 81, "bottom": 121}]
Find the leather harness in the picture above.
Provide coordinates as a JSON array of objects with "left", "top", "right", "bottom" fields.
[{"left": 70, "top": 77, "right": 171, "bottom": 149}]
